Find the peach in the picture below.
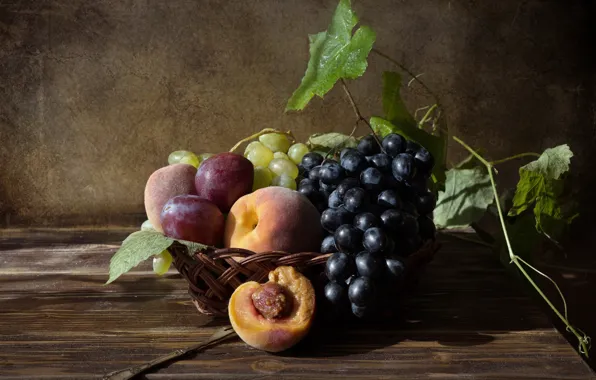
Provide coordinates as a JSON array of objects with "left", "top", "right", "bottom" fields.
[
  {"left": 144, "top": 164, "right": 197, "bottom": 232},
  {"left": 228, "top": 266, "right": 315, "bottom": 352},
  {"left": 224, "top": 186, "right": 323, "bottom": 253}
]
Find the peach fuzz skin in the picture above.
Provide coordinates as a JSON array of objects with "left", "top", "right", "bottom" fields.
[
  {"left": 228, "top": 266, "right": 315, "bottom": 353},
  {"left": 224, "top": 187, "right": 323, "bottom": 254}
]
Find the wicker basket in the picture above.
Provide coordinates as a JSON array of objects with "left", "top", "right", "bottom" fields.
[{"left": 169, "top": 238, "right": 441, "bottom": 317}]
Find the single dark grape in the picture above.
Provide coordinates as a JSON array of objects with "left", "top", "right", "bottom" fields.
[
  {"left": 385, "top": 254, "right": 406, "bottom": 283},
  {"left": 302, "top": 152, "right": 324, "bottom": 170},
  {"left": 396, "top": 181, "right": 417, "bottom": 203},
  {"left": 362, "top": 227, "right": 388, "bottom": 254},
  {"left": 357, "top": 135, "right": 381, "bottom": 156},
  {"left": 377, "top": 189, "right": 402, "bottom": 209},
  {"left": 320, "top": 161, "right": 345, "bottom": 185},
  {"left": 355, "top": 251, "right": 386, "bottom": 278},
  {"left": 418, "top": 215, "right": 436, "bottom": 241},
  {"left": 414, "top": 147, "right": 434, "bottom": 175},
  {"left": 340, "top": 147, "right": 359, "bottom": 160},
  {"left": 321, "top": 206, "right": 353, "bottom": 233},
  {"left": 328, "top": 190, "right": 342, "bottom": 209},
  {"left": 343, "top": 187, "right": 369, "bottom": 213},
  {"left": 369, "top": 153, "right": 392, "bottom": 172},
  {"left": 380, "top": 209, "right": 404, "bottom": 234},
  {"left": 351, "top": 303, "right": 374, "bottom": 319},
  {"left": 298, "top": 182, "right": 319, "bottom": 200},
  {"left": 348, "top": 276, "right": 376, "bottom": 306},
  {"left": 405, "top": 140, "right": 421, "bottom": 155},
  {"left": 382, "top": 133, "right": 406, "bottom": 157},
  {"left": 299, "top": 177, "right": 319, "bottom": 190},
  {"left": 321, "top": 235, "right": 338, "bottom": 254},
  {"left": 325, "top": 251, "right": 356, "bottom": 283},
  {"left": 340, "top": 150, "right": 368, "bottom": 176},
  {"left": 392, "top": 153, "right": 416, "bottom": 182},
  {"left": 324, "top": 281, "right": 348, "bottom": 305},
  {"left": 360, "top": 167, "right": 384, "bottom": 191},
  {"left": 334, "top": 224, "right": 363, "bottom": 252},
  {"left": 417, "top": 190, "right": 436, "bottom": 216},
  {"left": 353, "top": 212, "right": 380, "bottom": 232},
  {"left": 402, "top": 213, "right": 420, "bottom": 236},
  {"left": 336, "top": 177, "right": 360, "bottom": 200},
  {"left": 309, "top": 165, "right": 323, "bottom": 182}
]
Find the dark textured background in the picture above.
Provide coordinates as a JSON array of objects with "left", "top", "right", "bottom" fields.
[{"left": 0, "top": 0, "right": 594, "bottom": 227}]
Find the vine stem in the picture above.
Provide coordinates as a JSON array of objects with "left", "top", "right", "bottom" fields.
[
  {"left": 371, "top": 48, "right": 442, "bottom": 110},
  {"left": 490, "top": 152, "right": 541, "bottom": 166},
  {"left": 452, "top": 136, "right": 590, "bottom": 358},
  {"left": 229, "top": 128, "right": 296, "bottom": 153},
  {"left": 339, "top": 79, "right": 385, "bottom": 151}
]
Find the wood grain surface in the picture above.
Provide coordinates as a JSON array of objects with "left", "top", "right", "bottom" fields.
[{"left": 0, "top": 228, "right": 594, "bottom": 379}]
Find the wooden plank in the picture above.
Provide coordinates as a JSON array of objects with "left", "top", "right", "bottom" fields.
[{"left": 0, "top": 229, "right": 593, "bottom": 379}]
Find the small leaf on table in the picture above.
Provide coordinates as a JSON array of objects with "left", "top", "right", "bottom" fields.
[
  {"left": 434, "top": 167, "right": 494, "bottom": 229},
  {"left": 285, "top": 0, "right": 376, "bottom": 111}
]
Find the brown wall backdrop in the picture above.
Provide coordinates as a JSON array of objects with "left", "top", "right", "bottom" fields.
[{"left": 0, "top": 0, "right": 594, "bottom": 228}]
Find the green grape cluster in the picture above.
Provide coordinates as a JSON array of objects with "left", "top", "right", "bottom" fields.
[
  {"left": 168, "top": 150, "right": 213, "bottom": 169},
  {"left": 243, "top": 133, "right": 310, "bottom": 191}
]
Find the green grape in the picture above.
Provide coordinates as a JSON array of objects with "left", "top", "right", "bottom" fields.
[
  {"left": 168, "top": 150, "right": 196, "bottom": 165},
  {"left": 268, "top": 158, "right": 299, "bottom": 179},
  {"left": 253, "top": 166, "right": 273, "bottom": 191},
  {"left": 259, "top": 133, "right": 291, "bottom": 153},
  {"left": 179, "top": 153, "right": 200, "bottom": 168},
  {"left": 288, "top": 143, "right": 310, "bottom": 164},
  {"left": 197, "top": 153, "right": 214, "bottom": 167},
  {"left": 271, "top": 174, "right": 297, "bottom": 190},
  {"left": 141, "top": 219, "right": 154, "bottom": 231},
  {"left": 244, "top": 141, "right": 263, "bottom": 157},
  {"left": 274, "top": 151, "right": 290, "bottom": 160},
  {"left": 153, "top": 250, "right": 173, "bottom": 276},
  {"left": 247, "top": 144, "right": 274, "bottom": 167}
]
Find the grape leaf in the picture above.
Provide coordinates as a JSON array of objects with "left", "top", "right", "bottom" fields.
[
  {"left": 508, "top": 145, "right": 577, "bottom": 238},
  {"left": 285, "top": 0, "right": 376, "bottom": 111},
  {"left": 382, "top": 71, "right": 417, "bottom": 129},
  {"left": 307, "top": 132, "right": 357, "bottom": 152},
  {"left": 106, "top": 230, "right": 209, "bottom": 284},
  {"left": 106, "top": 230, "right": 174, "bottom": 284},
  {"left": 433, "top": 167, "right": 494, "bottom": 229},
  {"left": 370, "top": 116, "right": 446, "bottom": 184}
]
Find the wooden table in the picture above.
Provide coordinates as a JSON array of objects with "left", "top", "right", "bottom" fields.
[{"left": 0, "top": 228, "right": 594, "bottom": 379}]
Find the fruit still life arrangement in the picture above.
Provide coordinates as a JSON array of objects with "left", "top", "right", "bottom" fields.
[{"left": 105, "top": 0, "right": 591, "bottom": 376}]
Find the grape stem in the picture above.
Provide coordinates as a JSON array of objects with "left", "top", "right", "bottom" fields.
[
  {"left": 489, "top": 152, "right": 541, "bottom": 166},
  {"left": 452, "top": 135, "right": 591, "bottom": 358},
  {"left": 229, "top": 128, "right": 296, "bottom": 153},
  {"left": 339, "top": 79, "right": 385, "bottom": 152},
  {"left": 371, "top": 48, "right": 442, "bottom": 110}
]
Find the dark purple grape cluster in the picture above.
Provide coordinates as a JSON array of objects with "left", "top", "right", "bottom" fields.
[{"left": 297, "top": 133, "right": 437, "bottom": 319}]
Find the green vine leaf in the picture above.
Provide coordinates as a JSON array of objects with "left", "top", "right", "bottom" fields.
[
  {"left": 508, "top": 145, "right": 577, "bottom": 239},
  {"left": 285, "top": 0, "right": 376, "bottom": 111},
  {"left": 370, "top": 116, "right": 446, "bottom": 184},
  {"left": 106, "top": 230, "right": 174, "bottom": 285},
  {"left": 382, "top": 71, "right": 417, "bottom": 130},
  {"left": 106, "top": 230, "right": 209, "bottom": 284},
  {"left": 433, "top": 167, "right": 494, "bottom": 229},
  {"left": 307, "top": 132, "right": 357, "bottom": 152}
]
